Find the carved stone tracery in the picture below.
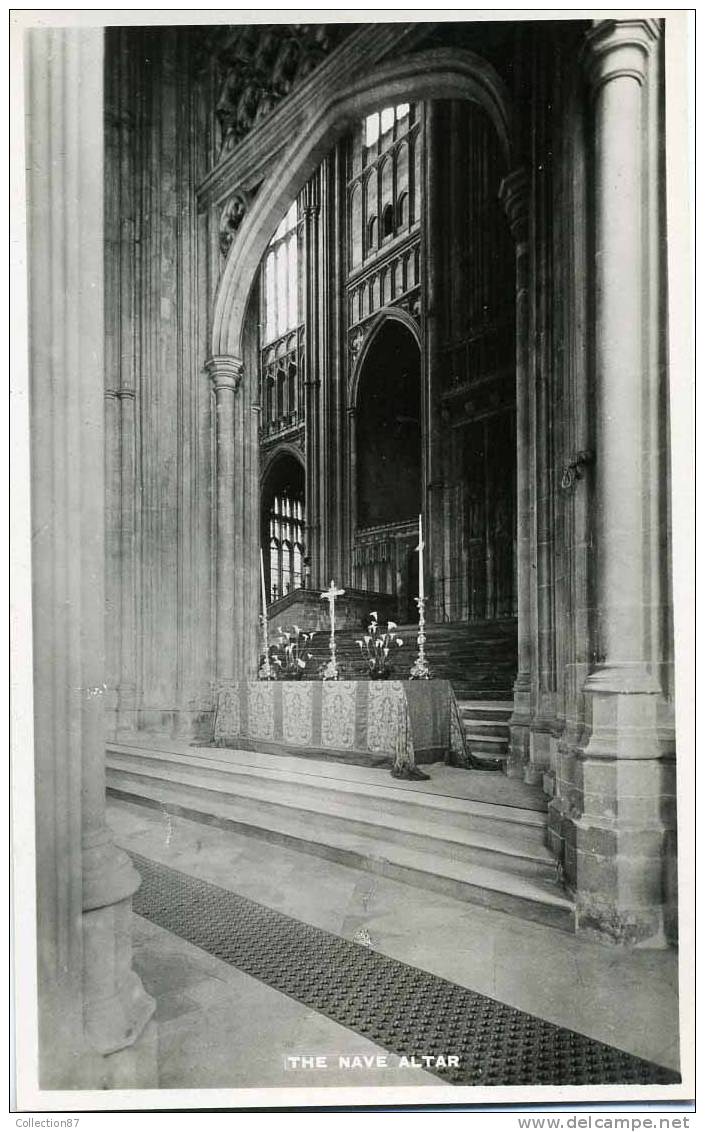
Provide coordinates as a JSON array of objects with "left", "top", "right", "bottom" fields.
[{"left": 211, "top": 24, "right": 354, "bottom": 157}]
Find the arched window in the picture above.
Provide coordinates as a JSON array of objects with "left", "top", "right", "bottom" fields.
[
  {"left": 293, "top": 543, "right": 303, "bottom": 589},
  {"left": 380, "top": 157, "right": 393, "bottom": 223},
  {"left": 397, "top": 192, "right": 409, "bottom": 229},
  {"left": 266, "top": 375, "right": 275, "bottom": 421},
  {"left": 287, "top": 362, "right": 296, "bottom": 416},
  {"left": 276, "top": 367, "right": 285, "bottom": 418},
  {"left": 265, "top": 486, "right": 306, "bottom": 602},
  {"left": 282, "top": 540, "right": 293, "bottom": 594},
  {"left": 260, "top": 200, "right": 303, "bottom": 434},
  {"left": 368, "top": 215, "right": 378, "bottom": 252},
  {"left": 269, "top": 514, "right": 281, "bottom": 602},
  {"left": 350, "top": 184, "right": 362, "bottom": 269},
  {"left": 382, "top": 203, "right": 394, "bottom": 239},
  {"left": 264, "top": 252, "right": 277, "bottom": 342}
]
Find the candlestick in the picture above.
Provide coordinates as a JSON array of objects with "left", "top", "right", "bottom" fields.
[
  {"left": 411, "top": 518, "right": 430, "bottom": 680},
  {"left": 261, "top": 549, "right": 269, "bottom": 617},
  {"left": 258, "top": 548, "right": 273, "bottom": 680},
  {"left": 417, "top": 513, "right": 425, "bottom": 601},
  {"left": 409, "top": 595, "right": 431, "bottom": 680}
]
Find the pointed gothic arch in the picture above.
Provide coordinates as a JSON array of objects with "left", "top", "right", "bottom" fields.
[{"left": 210, "top": 47, "right": 512, "bottom": 362}]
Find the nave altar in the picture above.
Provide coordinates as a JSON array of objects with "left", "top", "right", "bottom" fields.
[{"left": 213, "top": 678, "right": 479, "bottom": 778}]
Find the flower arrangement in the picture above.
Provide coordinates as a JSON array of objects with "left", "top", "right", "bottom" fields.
[
  {"left": 269, "top": 625, "right": 316, "bottom": 679},
  {"left": 356, "top": 613, "right": 404, "bottom": 679}
]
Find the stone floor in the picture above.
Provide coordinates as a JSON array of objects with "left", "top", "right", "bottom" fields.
[{"left": 107, "top": 797, "right": 681, "bottom": 1091}]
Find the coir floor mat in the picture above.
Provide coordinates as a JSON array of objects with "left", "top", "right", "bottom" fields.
[{"left": 129, "top": 852, "right": 679, "bottom": 1088}]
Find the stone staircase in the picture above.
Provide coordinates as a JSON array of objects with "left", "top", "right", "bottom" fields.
[
  {"left": 106, "top": 737, "right": 574, "bottom": 932},
  {"left": 295, "top": 618, "right": 518, "bottom": 701},
  {"left": 457, "top": 699, "right": 513, "bottom": 770}
]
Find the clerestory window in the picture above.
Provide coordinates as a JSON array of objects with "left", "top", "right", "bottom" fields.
[
  {"left": 263, "top": 201, "right": 299, "bottom": 344},
  {"left": 260, "top": 201, "right": 304, "bottom": 435}
]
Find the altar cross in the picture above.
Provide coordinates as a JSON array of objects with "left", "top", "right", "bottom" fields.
[
  {"left": 320, "top": 579, "right": 345, "bottom": 638},
  {"left": 320, "top": 579, "right": 345, "bottom": 680}
]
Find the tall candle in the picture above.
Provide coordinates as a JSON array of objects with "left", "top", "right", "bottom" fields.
[
  {"left": 418, "top": 513, "right": 424, "bottom": 600},
  {"left": 330, "top": 580, "right": 336, "bottom": 638},
  {"left": 260, "top": 548, "right": 268, "bottom": 619}
]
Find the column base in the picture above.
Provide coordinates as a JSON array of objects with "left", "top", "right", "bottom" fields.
[
  {"left": 83, "top": 889, "right": 156, "bottom": 1070},
  {"left": 561, "top": 753, "right": 677, "bottom": 947},
  {"left": 526, "top": 715, "right": 560, "bottom": 786},
  {"left": 99, "top": 1018, "right": 158, "bottom": 1089},
  {"left": 82, "top": 826, "right": 142, "bottom": 911},
  {"left": 507, "top": 676, "right": 531, "bottom": 778}
]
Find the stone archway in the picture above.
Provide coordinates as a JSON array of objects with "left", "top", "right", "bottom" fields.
[
  {"left": 351, "top": 318, "right": 422, "bottom": 619},
  {"left": 205, "top": 46, "right": 517, "bottom": 685}
]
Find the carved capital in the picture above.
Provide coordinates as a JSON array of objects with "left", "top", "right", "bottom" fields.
[
  {"left": 301, "top": 175, "right": 321, "bottom": 218},
  {"left": 205, "top": 354, "right": 244, "bottom": 394},
  {"left": 582, "top": 19, "right": 661, "bottom": 95},
  {"left": 498, "top": 167, "right": 529, "bottom": 245}
]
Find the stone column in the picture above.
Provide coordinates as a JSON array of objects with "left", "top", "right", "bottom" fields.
[
  {"left": 205, "top": 355, "right": 243, "bottom": 685},
  {"left": 569, "top": 18, "right": 674, "bottom": 944},
  {"left": 302, "top": 177, "right": 322, "bottom": 586},
  {"left": 347, "top": 406, "right": 358, "bottom": 558},
  {"left": 26, "top": 27, "right": 155, "bottom": 1087},
  {"left": 424, "top": 101, "right": 445, "bottom": 622},
  {"left": 499, "top": 168, "right": 532, "bottom": 778},
  {"left": 117, "top": 387, "right": 138, "bottom": 730}
]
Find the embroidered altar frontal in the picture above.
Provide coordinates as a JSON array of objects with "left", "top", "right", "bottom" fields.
[{"left": 213, "top": 680, "right": 469, "bottom": 772}]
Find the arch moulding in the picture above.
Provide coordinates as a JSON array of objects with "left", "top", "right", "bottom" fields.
[
  {"left": 348, "top": 307, "right": 423, "bottom": 410},
  {"left": 259, "top": 442, "right": 306, "bottom": 483},
  {"left": 211, "top": 46, "right": 514, "bottom": 373}
]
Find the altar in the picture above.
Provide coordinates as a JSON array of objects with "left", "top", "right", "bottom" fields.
[{"left": 213, "top": 679, "right": 473, "bottom": 777}]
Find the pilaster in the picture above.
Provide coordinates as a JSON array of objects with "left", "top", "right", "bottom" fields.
[
  {"left": 302, "top": 175, "right": 322, "bottom": 586},
  {"left": 499, "top": 167, "right": 532, "bottom": 778}
]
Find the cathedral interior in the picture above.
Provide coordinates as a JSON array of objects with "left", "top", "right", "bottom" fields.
[{"left": 23, "top": 15, "right": 685, "bottom": 1101}]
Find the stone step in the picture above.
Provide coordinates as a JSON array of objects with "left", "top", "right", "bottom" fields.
[
  {"left": 458, "top": 699, "right": 514, "bottom": 719},
  {"left": 283, "top": 617, "right": 518, "bottom": 701},
  {"left": 463, "top": 733, "right": 510, "bottom": 755},
  {"left": 105, "top": 740, "right": 572, "bottom": 931},
  {"left": 462, "top": 718, "right": 511, "bottom": 738},
  {"left": 107, "top": 747, "right": 555, "bottom": 879},
  {"left": 108, "top": 779, "right": 572, "bottom": 933},
  {"left": 108, "top": 739, "right": 548, "bottom": 815}
]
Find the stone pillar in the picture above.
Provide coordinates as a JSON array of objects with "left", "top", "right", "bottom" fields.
[
  {"left": 499, "top": 168, "right": 532, "bottom": 778},
  {"left": 347, "top": 406, "right": 358, "bottom": 565},
  {"left": 567, "top": 18, "right": 674, "bottom": 944},
  {"left": 26, "top": 27, "right": 155, "bottom": 1087},
  {"left": 302, "top": 177, "right": 322, "bottom": 586},
  {"left": 206, "top": 355, "right": 243, "bottom": 685},
  {"left": 117, "top": 388, "right": 138, "bottom": 730},
  {"left": 424, "top": 101, "right": 445, "bottom": 622}
]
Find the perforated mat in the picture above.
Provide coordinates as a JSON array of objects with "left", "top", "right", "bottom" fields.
[{"left": 130, "top": 852, "right": 679, "bottom": 1088}]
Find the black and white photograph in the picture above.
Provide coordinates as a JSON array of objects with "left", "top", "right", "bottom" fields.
[{"left": 11, "top": 7, "right": 693, "bottom": 1113}]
